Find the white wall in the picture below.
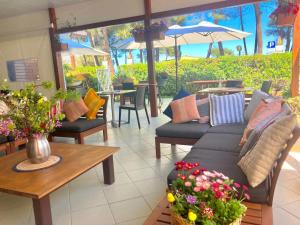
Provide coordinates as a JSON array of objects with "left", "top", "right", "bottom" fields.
[
  {"left": 0, "top": 10, "right": 55, "bottom": 95},
  {"left": 56, "top": 0, "right": 144, "bottom": 29}
]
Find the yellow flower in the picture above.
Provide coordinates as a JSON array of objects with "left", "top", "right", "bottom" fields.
[
  {"left": 167, "top": 193, "right": 175, "bottom": 203},
  {"left": 188, "top": 211, "right": 197, "bottom": 222}
]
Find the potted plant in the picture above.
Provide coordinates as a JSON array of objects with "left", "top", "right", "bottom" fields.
[
  {"left": 0, "top": 82, "right": 78, "bottom": 164},
  {"left": 167, "top": 161, "right": 250, "bottom": 225},
  {"left": 131, "top": 21, "right": 168, "bottom": 43},
  {"left": 270, "top": 1, "right": 299, "bottom": 27}
]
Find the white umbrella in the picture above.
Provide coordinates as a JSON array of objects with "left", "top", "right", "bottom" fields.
[{"left": 114, "top": 21, "right": 251, "bottom": 90}]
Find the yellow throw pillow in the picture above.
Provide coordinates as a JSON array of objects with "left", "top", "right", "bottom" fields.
[{"left": 84, "top": 88, "right": 105, "bottom": 120}]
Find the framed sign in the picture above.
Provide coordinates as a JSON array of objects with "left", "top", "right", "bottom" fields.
[{"left": 7, "top": 58, "right": 39, "bottom": 82}]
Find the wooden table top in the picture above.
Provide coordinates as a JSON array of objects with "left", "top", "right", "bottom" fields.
[
  {"left": 143, "top": 199, "right": 272, "bottom": 225},
  {"left": 198, "top": 87, "right": 253, "bottom": 94},
  {"left": 0, "top": 143, "right": 119, "bottom": 199}
]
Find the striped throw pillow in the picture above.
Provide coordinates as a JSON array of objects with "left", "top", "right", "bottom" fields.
[{"left": 209, "top": 93, "right": 245, "bottom": 126}]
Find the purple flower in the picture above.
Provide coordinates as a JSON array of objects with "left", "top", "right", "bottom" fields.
[
  {"left": 186, "top": 195, "right": 197, "bottom": 204},
  {"left": 55, "top": 120, "right": 62, "bottom": 128}
]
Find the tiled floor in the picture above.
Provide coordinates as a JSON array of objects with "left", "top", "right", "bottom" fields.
[{"left": 1, "top": 101, "right": 300, "bottom": 225}]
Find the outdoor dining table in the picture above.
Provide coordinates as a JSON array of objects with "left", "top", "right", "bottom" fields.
[
  {"left": 97, "top": 89, "right": 136, "bottom": 128},
  {"left": 198, "top": 87, "right": 253, "bottom": 95}
]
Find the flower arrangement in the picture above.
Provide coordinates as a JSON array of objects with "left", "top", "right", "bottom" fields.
[
  {"left": 270, "top": 1, "right": 299, "bottom": 26},
  {"left": 0, "top": 82, "right": 79, "bottom": 139},
  {"left": 167, "top": 161, "right": 250, "bottom": 225}
]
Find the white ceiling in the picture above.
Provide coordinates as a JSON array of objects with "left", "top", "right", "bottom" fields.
[{"left": 0, "top": 0, "right": 90, "bottom": 19}]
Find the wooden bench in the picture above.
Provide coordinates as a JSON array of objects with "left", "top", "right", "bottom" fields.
[{"left": 143, "top": 198, "right": 273, "bottom": 225}]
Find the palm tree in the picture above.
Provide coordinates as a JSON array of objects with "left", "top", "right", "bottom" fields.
[
  {"left": 86, "top": 31, "right": 100, "bottom": 66},
  {"left": 239, "top": 6, "right": 248, "bottom": 55},
  {"left": 254, "top": 3, "right": 263, "bottom": 54},
  {"left": 207, "top": 9, "right": 227, "bottom": 58}
]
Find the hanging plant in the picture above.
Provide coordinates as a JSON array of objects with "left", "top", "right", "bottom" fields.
[
  {"left": 131, "top": 21, "right": 168, "bottom": 43},
  {"left": 269, "top": 1, "right": 299, "bottom": 26}
]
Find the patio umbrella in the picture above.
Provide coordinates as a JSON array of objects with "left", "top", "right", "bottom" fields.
[
  {"left": 114, "top": 21, "right": 251, "bottom": 91},
  {"left": 60, "top": 37, "right": 108, "bottom": 56}
]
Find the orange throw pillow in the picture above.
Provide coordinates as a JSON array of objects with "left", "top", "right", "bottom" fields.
[
  {"left": 63, "top": 98, "right": 89, "bottom": 122},
  {"left": 240, "top": 99, "right": 282, "bottom": 145},
  {"left": 170, "top": 94, "right": 200, "bottom": 124},
  {"left": 84, "top": 88, "right": 105, "bottom": 120}
]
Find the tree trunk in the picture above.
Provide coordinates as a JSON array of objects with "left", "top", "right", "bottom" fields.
[
  {"left": 87, "top": 31, "right": 100, "bottom": 66},
  {"left": 155, "top": 48, "right": 160, "bottom": 62},
  {"left": 139, "top": 49, "right": 143, "bottom": 63},
  {"left": 254, "top": 3, "right": 263, "bottom": 54},
  {"left": 207, "top": 43, "right": 213, "bottom": 58},
  {"left": 178, "top": 46, "right": 182, "bottom": 59},
  {"left": 112, "top": 49, "right": 119, "bottom": 67},
  {"left": 286, "top": 26, "right": 292, "bottom": 52},
  {"left": 218, "top": 42, "right": 224, "bottom": 56},
  {"left": 101, "top": 27, "right": 115, "bottom": 75},
  {"left": 124, "top": 51, "right": 127, "bottom": 64},
  {"left": 239, "top": 6, "right": 248, "bottom": 55}
]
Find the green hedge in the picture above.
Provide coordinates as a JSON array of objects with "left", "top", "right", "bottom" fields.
[{"left": 116, "top": 53, "right": 292, "bottom": 97}]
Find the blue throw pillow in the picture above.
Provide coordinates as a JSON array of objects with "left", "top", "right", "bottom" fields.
[
  {"left": 209, "top": 93, "right": 245, "bottom": 126},
  {"left": 163, "top": 89, "right": 191, "bottom": 119}
]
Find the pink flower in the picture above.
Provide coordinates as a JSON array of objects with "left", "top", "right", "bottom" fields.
[
  {"left": 193, "top": 187, "right": 201, "bottom": 192},
  {"left": 242, "top": 185, "right": 249, "bottom": 191},
  {"left": 212, "top": 182, "right": 220, "bottom": 189},
  {"left": 214, "top": 190, "right": 223, "bottom": 199},
  {"left": 201, "top": 175, "right": 208, "bottom": 181},
  {"left": 196, "top": 181, "right": 202, "bottom": 187},
  {"left": 196, "top": 176, "right": 203, "bottom": 182},
  {"left": 202, "top": 181, "right": 211, "bottom": 190},
  {"left": 223, "top": 184, "right": 231, "bottom": 191},
  {"left": 202, "top": 207, "right": 214, "bottom": 219},
  {"left": 189, "top": 175, "right": 195, "bottom": 180},
  {"left": 234, "top": 182, "right": 241, "bottom": 188},
  {"left": 244, "top": 193, "right": 250, "bottom": 200},
  {"left": 216, "top": 179, "right": 223, "bottom": 184},
  {"left": 185, "top": 181, "right": 192, "bottom": 187}
]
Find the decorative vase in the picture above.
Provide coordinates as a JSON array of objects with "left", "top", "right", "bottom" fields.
[
  {"left": 26, "top": 135, "right": 51, "bottom": 164},
  {"left": 171, "top": 212, "right": 242, "bottom": 225}
]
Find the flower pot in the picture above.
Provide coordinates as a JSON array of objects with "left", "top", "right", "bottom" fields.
[
  {"left": 55, "top": 43, "right": 69, "bottom": 51},
  {"left": 26, "top": 135, "right": 51, "bottom": 164},
  {"left": 133, "top": 32, "right": 145, "bottom": 43},
  {"left": 171, "top": 211, "right": 242, "bottom": 225},
  {"left": 276, "top": 13, "right": 296, "bottom": 27},
  {"left": 151, "top": 31, "right": 165, "bottom": 41}
]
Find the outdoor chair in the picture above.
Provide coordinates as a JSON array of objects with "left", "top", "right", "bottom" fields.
[
  {"left": 49, "top": 96, "right": 108, "bottom": 144},
  {"left": 261, "top": 80, "right": 272, "bottom": 93},
  {"left": 225, "top": 80, "right": 243, "bottom": 88},
  {"left": 121, "top": 82, "right": 135, "bottom": 104},
  {"left": 118, "top": 85, "right": 150, "bottom": 129}
]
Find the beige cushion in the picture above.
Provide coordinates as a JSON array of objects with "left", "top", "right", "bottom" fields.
[{"left": 238, "top": 114, "right": 297, "bottom": 188}]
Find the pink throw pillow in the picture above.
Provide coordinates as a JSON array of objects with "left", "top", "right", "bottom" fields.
[
  {"left": 170, "top": 95, "right": 200, "bottom": 124},
  {"left": 240, "top": 99, "right": 282, "bottom": 145}
]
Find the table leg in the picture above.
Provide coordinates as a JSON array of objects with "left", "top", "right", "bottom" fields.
[
  {"left": 103, "top": 155, "right": 115, "bottom": 184},
  {"left": 110, "top": 93, "right": 118, "bottom": 128},
  {"left": 32, "top": 195, "right": 53, "bottom": 225}
]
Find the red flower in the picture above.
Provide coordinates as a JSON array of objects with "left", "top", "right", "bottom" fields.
[
  {"left": 194, "top": 162, "right": 199, "bottom": 167},
  {"left": 214, "top": 190, "right": 223, "bottom": 199},
  {"left": 242, "top": 185, "right": 249, "bottom": 191},
  {"left": 181, "top": 175, "right": 187, "bottom": 180},
  {"left": 192, "top": 169, "right": 201, "bottom": 176},
  {"left": 212, "top": 182, "right": 220, "bottom": 189}
]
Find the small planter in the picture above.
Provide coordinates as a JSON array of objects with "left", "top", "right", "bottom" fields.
[
  {"left": 171, "top": 211, "right": 242, "bottom": 225},
  {"left": 276, "top": 13, "right": 296, "bottom": 27},
  {"left": 133, "top": 30, "right": 166, "bottom": 43}
]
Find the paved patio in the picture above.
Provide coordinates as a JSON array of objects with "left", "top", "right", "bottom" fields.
[{"left": 0, "top": 101, "right": 300, "bottom": 225}]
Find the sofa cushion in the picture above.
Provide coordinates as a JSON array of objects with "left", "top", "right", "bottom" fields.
[
  {"left": 244, "top": 90, "right": 271, "bottom": 121},
  {"left": 55, "top": 118, "right": 106, "bottom": 133},
  {"left": 207, "top": 123, "right": 246, "bottom": 135},
  {"left": 192, "top": 133, "right": 242, "bottom": 153},
  {"left": 156, "top": 121, "right": 210, "bottom": 139},
  {"left": 209, "top": 93, "right": 245, "bottom": 126},
  {"left": 167, "top": 149, "right": 269, "bottom": 204},
  {"left": 163, "top": 89, "right": 190, "bottom": 119}
]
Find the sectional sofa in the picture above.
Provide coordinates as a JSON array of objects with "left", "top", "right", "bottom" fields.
[{"left": 156, "top": 91, "right": 300, "bottom": 205}]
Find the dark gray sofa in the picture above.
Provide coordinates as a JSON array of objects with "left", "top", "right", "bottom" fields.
[{"left": 156, "top": 96, "right": 300, "bottom": 205}]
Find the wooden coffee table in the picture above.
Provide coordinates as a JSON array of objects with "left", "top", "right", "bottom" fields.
[
  {"left": 0, "top": 142, "right": 119, "bottom": 225},
  {"left": 143, "top": 198, "right": 273, "bottom": 225}
]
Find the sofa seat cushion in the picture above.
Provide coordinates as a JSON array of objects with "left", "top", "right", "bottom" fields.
[
  {"left": 156, "top": 121, "right": 210, "bottom": 139},
  {"left": 55, "top": 118, "right": 106, "bottom": 133},
  {"left": 0, "top": 136, "right": 7, "bottom": 144},
  {"left": 192, "top": 133, "right": 242, "bottom": 153},
  {"left": 207, "top": 123, "right": 246, "bottom": 135},
  {"left": 167, "top": 149, "right": 269, "bottom": 204}
]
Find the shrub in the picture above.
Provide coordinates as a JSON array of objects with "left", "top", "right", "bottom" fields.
[{"left": 116, "top": 53, "right": 292, "bottom": 97}]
